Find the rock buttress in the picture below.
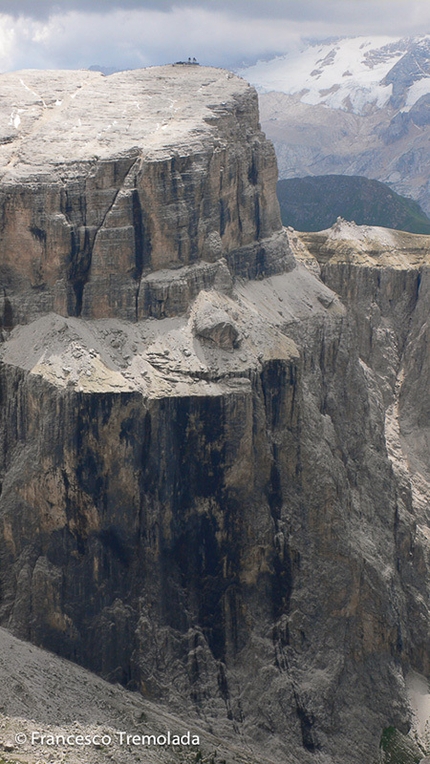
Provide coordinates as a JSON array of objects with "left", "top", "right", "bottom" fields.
[
  {"left": 0, "top": 66, "right": 282, "bottom": 326},
  {"left": 1, "top": 67, "right": 429, "bottom": 763},
  {"left": 0, "top": 253, "right": 422, "bottom": 763}
]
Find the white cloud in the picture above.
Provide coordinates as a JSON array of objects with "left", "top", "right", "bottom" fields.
[
  {"left": 0, "top": 15, "right": 17, "bottom": 70},
  {"left": 0, "top": 3, "right": 430, "bottom": 73},
  {"left": 0, "top": 7, "right": 305, "bottom": 71}
]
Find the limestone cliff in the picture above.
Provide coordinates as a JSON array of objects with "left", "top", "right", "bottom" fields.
[
  {"left": 0, "top": 66, "right": 282, "bottom": 326},
  {"left": 296, "top": 220, "right": 430, "bottom": 681},
  {"left": 0, "top": 68, "right": 429, "bottom": 764}
]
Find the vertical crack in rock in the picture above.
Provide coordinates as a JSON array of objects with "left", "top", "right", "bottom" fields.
[
  {"left": 261, "top": 360, "right": 296, "bottom": 621},
  {"left": 61, "top": 155, "right": 140, "bottom": 317},
  {"left": 294, "top": 691, "right": 319, "bottom": 752},
  {"left": 131, "top": 187, "right": 151, "bottom": 279},
  {"left": 67, "top": 226, "right": 92, "bottom": 317}
]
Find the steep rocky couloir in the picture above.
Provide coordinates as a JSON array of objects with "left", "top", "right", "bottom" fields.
[{"left": 0, "top": 69, "right": 429, "bottom": 764}]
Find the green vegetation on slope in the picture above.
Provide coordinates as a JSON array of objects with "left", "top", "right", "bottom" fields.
[
  {"left": 277, "top": 175, "right": 430, "bottom": 234},
  {"left": 378, "top": 726, "right": 424, "bottom": 764}
]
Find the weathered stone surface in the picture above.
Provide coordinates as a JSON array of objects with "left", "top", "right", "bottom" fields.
[
  {"left": 192, "top": 291, "right": 240, "bottom": 349},
  {"left": 1, "top": 239, "right": 427, "bottom": 762},
  {"left": 294, "top": 220, "right": 430, "bottom": 706},
  {"left": 138, "top": 258, "right": 233, "bottom": 319},
  {"left": 0, "top": 66, "right": 283, "bottom": 326},
  {"left": 0, "top": 66, "right": 430, "bottom": 764},
  {"left": 0, "top": 625, "right": 285, "bottom": 764}
]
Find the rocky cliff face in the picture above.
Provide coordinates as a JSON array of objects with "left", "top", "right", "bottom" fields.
[
  {"left": 297, "top": 221, "right": 430, "bottom": 682},
  {"left": 0, "top": 68, "right": 429, "bottom": 764},
  {"left": 0, "top": 66, "right": 281, "bottom": 327}
]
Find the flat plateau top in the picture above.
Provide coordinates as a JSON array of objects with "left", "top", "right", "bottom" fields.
[{"left": 0, "top": 66, "right": 249, "bottom": 179}]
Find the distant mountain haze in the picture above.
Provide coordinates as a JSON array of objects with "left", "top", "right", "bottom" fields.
[
  {"left": 239, "top": 35, "right": 430, "bottom": 216},
  {"left": 277, "top": 175, "right": 430, "bottom": 233},
  {"left": 239, "top": 35, "right": 430, "bottom": 114}
]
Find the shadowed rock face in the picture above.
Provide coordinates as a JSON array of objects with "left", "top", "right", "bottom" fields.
[{"left": 0, "top": 70, "right": 429, "bottom": 764}]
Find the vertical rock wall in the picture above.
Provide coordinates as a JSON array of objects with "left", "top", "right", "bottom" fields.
[
  {"left": 0, "top": 67, "right": 282, "bottom": 327},
  {"left": 0, "top": 69, "right": 429, "bottom": 764}
]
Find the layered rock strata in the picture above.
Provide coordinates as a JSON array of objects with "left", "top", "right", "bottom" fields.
[
  {"left": 295, "top": 220, "right": 430, "bottom": 684},
  {"left": 0, "top": 68, "right": 429, "bottom": 764},
  {"left": 0, "top": 66, "right": 283, "bottom": 327}
]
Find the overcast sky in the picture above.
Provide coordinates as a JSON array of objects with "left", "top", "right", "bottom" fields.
[{"left": 0, "top": 0, "right": 430, "bottom": 72}]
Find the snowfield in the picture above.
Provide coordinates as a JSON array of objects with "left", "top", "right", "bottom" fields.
[{"left": 239, "top": 35, "right": 430, "bottom": 115}]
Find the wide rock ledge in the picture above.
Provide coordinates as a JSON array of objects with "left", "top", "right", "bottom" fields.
[{"left": 1, "top": 68, "right": 430, "bottom": 764}]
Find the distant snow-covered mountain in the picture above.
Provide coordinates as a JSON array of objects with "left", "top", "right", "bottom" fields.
[
  {"left": 239, "top": 36, "right": 430, "bottom": 216},
  {"left": 239, "top": 35, "right": 430, "bottom": 115}
]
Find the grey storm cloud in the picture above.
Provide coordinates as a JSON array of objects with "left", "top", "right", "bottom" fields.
[
  {"left": 0, "top": 0, "right": 425, "bottom": 27},
  {"left": 0, "top": 0, "right": 299, "bottom": 18},
  {"left": 0, "top": 0, "right": 413, "bottom": 22}
]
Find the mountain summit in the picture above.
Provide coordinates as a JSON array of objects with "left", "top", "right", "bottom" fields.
[
  {"left": 241, "top": 36, "right": 430, "bottom": 216},
  {"left": 239, "top": 35, "right": 430, "bottom": 115}
]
